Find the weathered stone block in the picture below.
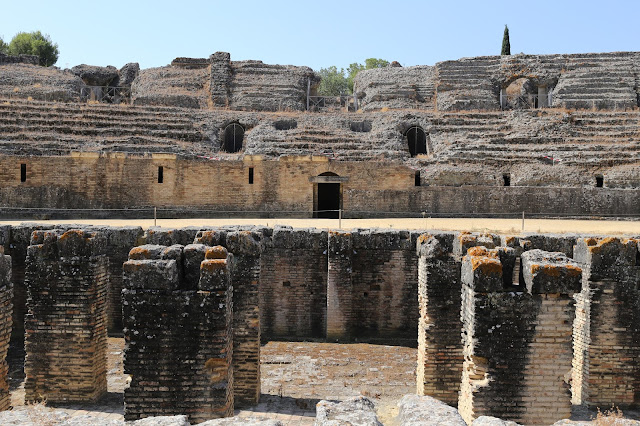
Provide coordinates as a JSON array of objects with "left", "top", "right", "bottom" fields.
[
  {"left": 461, "top": 247, "right": 503, "bottom": 293},
  {"left": 521, "top": 249, "right": 581, "bottom": 294},
  {"left": 123, "top": 259, "right": 179, "bottom": 290}
]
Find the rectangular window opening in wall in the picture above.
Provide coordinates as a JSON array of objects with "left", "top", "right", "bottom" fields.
[
  {"left": 595, "top": 175, "right": 604, "bottom": 188},
  {"left": 20, "top": 164, "right": 26, "bottom": 183},
  {"left": 503, "top": 173, "right": 511, "bottom": 187},
  {"left": 248, "top": 167, "right": 254, "bottom": 184},
  {"left": 158, "top": 166, "right": 164, "bottom": 184},
  {"left": 414, "top": 171, "right": 421, "bottom": 187}
]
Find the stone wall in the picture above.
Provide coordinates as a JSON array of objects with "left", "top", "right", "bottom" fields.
[
  {"left": 0, "top": 247, "right": 12, "bottom": 411},
  {"left": 260, "top": 226, "right": 327, "bottom": 339},
  {"left": 24, "top": 229, "right": 108, "bottom": 403},
  {"left": 327, "top": 230, "right": 419, "bottom": 341},
  {"left": 133, "top": 52, "right": 318, "bottom": 111},
  {"left": 0, "top": 53, "right": 39, "bottom": 66},
  {"left": 458, "top": 247, "right": 580, "bottom": 425},
  {"left": 354, "top": 65, "right": 436, "bottom": 111},
  {"left": 122, "top": 244, "right": 234, "bottom": 422},
  {"left": 572, "top": 237, "right": 640, "bottom": 408},
  {"left": 355, "top": 52, "right": 640, "bottom": 112}
]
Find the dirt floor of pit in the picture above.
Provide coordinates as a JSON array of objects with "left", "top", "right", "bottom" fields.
[
  {"left": 5, "top": 339, "right": 640, "bottom": 425},
  {"left": 6, "top": 337, "right": 417, "bottom": 424}
]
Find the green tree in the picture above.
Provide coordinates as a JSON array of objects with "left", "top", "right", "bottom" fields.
[
  {"left": 501, "top": 25, "right": 511, "bottom": 56},
  {"left": 0, "top": 37, "right": 7, "bottom": 54},
  {"left": 317, "top": 66, "right": 349, "bottom": 96},
  {"left": 8, "top": 31, "right": 59, "bottom": 66}
]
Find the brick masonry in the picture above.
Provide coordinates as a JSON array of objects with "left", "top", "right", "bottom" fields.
[
  {"left": 122, "top": 244, "right": 234, "bottom": 422},
  {"left": 572, "top": 237, "right": 640, "bottom": 408},
  {"left": 195, "top": 229, "right": 262, "bottom": 407},
  {"left": 260, "top": 226, "right": 327, "bottom": 339},
  {"left": 416, "top": 232, "right": 462, "bottom": 405},
  {"left": 24, "top": 229, "right": 108, "bottom": 403},
  {"left": 458, "top": 247, "right": 580, "bottom": 425},
  {"left": 327, "top": 230, "right": 419, "bottom": 341},
  {"left": 0, "top": 247, "right": 12, "bottom": 411}
]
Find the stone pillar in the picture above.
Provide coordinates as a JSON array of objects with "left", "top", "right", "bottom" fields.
[
  {"left": 210, "top": 51, "right": 233, "bottom": 107},
  {"left": 0, "top": 248, "right": 12, "bottom": 411},
  {"left": 459, "top": 247, "right": 580, "bottom": 425},
  {"left": 326, "top": 231, "right": 353, "bottom": 340},
  {"left": 123, "top": 244, "right": 233, "bottom": 422},
  {"left": 24, "top": 229, "right": 108, "bottom": 403},
  {"left": 572, "top": 237, "right": 640, "bottom": 408},
  {"left": 416, "top": 233, "right": 462, "bottom": 405}
]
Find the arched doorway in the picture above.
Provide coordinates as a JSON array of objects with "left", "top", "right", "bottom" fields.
[
  {"left": 314, "top": 172, "right": 341, "bottom": 219},
  {"left": 405, "top": 126, "right": 428, "bottom": 157},
  {"left": 222, "top": 123, "right": 244, "bottom": 153}
]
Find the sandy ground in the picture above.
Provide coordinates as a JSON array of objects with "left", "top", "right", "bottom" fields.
[{"left": 1, "top": 217, "right": 639, "bottom": 235}]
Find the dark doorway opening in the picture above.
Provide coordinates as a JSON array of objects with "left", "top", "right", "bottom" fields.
[
  {"left": 20, "top": 164, "right": 26, "bottom": 183},
  {"left": 595, "top": 175, "right": 604, "bottom": 188},
  {"left": 406, "top": 126, "right": 428, "bottom": 157},
  {"left": 317, "top": 183, "right": 340, "bottom": 218},
  {"left": 503, "top": 173, "right": 511, "bottom": 187},
  {"left": 223, "top": 123, "right": 244, "bottom": 153}
]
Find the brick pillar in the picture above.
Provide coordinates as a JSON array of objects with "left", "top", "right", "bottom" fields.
[
  {"left": 459, "top": 247, "right": 580, "bottom": 425},
  {"left": 6, "top": 224, "right": 53, "bottom": 343},
  {"left": 123, "top": 244, "right": 233, "bottom": 423},
  {"left": 0, "top": 248, "right": 12, "bottom": 411},
  {"left": 24, "top": 229, "right": 108, "bottom": 403},
  {"left": 572, "top": 237, "right": 640, "bottom": 408},
  {"left": 194, "top": 229, "right": 262, "bottom": 407},
  {"left": 327, "top": 231, "right": 352, "bottom": 340},
  {"left": 416, "top": 233, "right": 462, "bottom": 405},
  {"left": 226, "top": 231, "right": 261, "bottom": 407}
]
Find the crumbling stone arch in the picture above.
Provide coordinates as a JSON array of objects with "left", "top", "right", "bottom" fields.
[
  {"left": 500, "top": 74, "right": 558, "bottom": 109},
  {"left": 222, "top": 122, "right": 245, "bottom": 153}
]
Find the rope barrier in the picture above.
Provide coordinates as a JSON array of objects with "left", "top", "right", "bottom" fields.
[{"left": 0, "top": 206, "right": 638, "bottom": 219}]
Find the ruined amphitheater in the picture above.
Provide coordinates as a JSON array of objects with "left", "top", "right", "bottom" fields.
[{"left": 0, "top": 50, "right": 638, "bottom": 425}]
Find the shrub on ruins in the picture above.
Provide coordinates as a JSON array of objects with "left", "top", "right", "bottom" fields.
[
  {"left": 501, "top": 25, "right": 511, "bottom": 55},
  {"left": 8, "top": 31, "right": 59, "bottom": 66},
  {"left": 347, "top": 58, "right": 389, "bottom": 93},
  {"left": 317, "top": 66, "right": 349, "bottom": 96}
]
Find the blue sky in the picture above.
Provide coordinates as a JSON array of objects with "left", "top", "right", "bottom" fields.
[{"left": 1, "top": 0, "right": 638, "bottom": 70}]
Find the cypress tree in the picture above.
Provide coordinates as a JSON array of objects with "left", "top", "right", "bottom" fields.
[{"left": 501, "top": 25, "right": 511, "bottom": 56}]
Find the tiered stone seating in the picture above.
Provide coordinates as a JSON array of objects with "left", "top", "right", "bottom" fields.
[{"left": 0, "top": 98, "right": 207, "bottom": 155}]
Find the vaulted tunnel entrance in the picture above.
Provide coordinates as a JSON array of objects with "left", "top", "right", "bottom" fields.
[{"left": 313, "top": 172, "right": 342, "bottom": 219}]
